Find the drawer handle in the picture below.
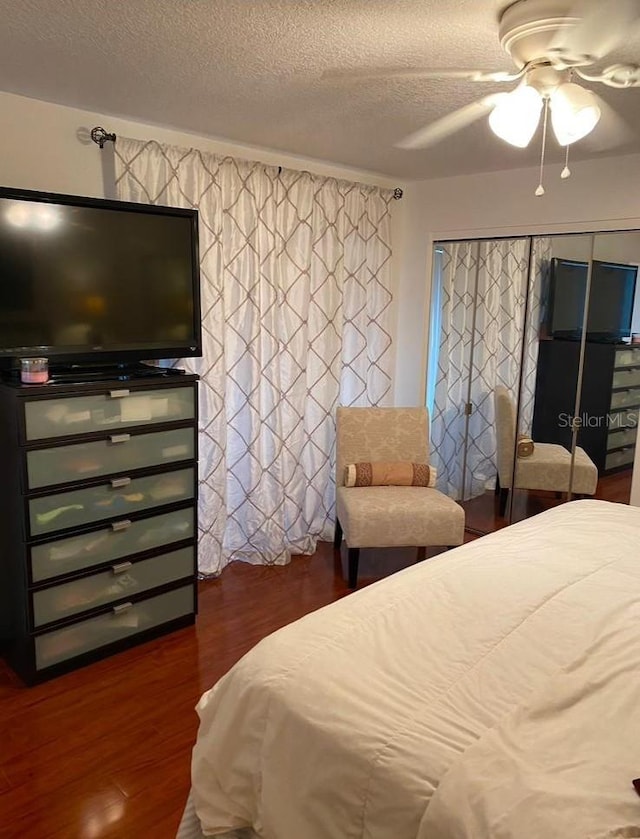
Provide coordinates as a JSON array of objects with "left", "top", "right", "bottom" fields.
[
  {"left": 112, "top": 561, "right": 133, "bottom": 575},
  {"left": 110, "top": 477, "right": 131, "bottom": 489},
  {"left": 111, "top": 519, "right": 132, "bottom": 532},
  {"left": 109, "top": 434, "right": 131, "bottom": 444},
  {"left": 109, "top": 389, "right": 130, "bottom": 399},
  {"left": 112, "top": 602, "right": 133, "bottom": 615}
]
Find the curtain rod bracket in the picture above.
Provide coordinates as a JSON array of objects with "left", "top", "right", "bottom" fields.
[
  {"left": 393, "top": 188, "right": 403, "bottom": 200},
  {"left": 91, "top": 127, "right": 117, "bottom": 149}
]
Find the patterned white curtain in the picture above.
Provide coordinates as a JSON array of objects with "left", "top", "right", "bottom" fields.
[
  {"left": 430, "top": 241, "right": 478, "bottom": 498},
  {"left": 115, "top": 138, "right": 394, "bottom": 575},
  {"left": 431, "top": 238, "right": 539, "bottom": 499},
  {"left": 520, "top": 237, "right": 553, "bottom": 433}
]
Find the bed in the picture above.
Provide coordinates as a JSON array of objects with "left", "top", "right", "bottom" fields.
[{"left": 177, "top": 500, "right": 640, "bottom": 839}]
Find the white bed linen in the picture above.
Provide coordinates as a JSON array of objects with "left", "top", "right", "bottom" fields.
[{"left": 183, "top": 500, "right": 640, "bottom": 839}]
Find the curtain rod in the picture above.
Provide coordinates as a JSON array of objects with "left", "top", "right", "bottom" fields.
[
  {"left": 89, "top": 126, "right": 403, "bottom": 199},
  {"left": 90, "top": 126, "right": 117, "bottom": 148}
]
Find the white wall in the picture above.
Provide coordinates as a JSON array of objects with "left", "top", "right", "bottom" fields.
[
  {"left": 0, "top": 90, "right": 408, "bottom": 390},
  {"left": 0, "top": 91, "right": 403, "bottom": 195}
]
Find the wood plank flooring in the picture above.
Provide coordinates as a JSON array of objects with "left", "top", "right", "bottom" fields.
[
  {"left": 0, "top": 478, "right": 632, "bottom": 838},
  {"left": 462, "top": 469, "right": 632, "bottom": 535},
  {"left": 0, "top": 542, "right": 440, "bottom": 839}
]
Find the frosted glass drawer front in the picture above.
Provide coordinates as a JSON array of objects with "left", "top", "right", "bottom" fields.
[
  {"left": 29, "top": 468, "right": 195, "bottom": 536},
  {"left": 610, "top": 387, "right": 640, "bottom": 410},
  {"left": 605, "top": 448, "right": 635, "bottom": 470},
  {"left": 615, "top": 349, "right": 640, "bottom": 368},
  {"left": 607, "top": 426, "right": 638, "bottom": 451},
  {"left": 609, "top": 408, "right": 639, "bottom": 431},
  {"left": 32, "top": 546, "right": 194, "bottom": 628},
  {"left": 35, "top": 584, "right": 194, "bottom": 670},
  {"left": 31, "top": 507, "right": 194, "bottom": 582},
  {"left": 612, "top": 369, "right": 640, "bottom": 389},
  {"left": 24, "top": 386, "right": 195, "bottom": 441},
  {"left": 27, "top": 427, "right": 195, "bottom": 489}
]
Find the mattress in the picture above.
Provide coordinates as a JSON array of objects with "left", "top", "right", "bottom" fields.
[{"left": 179, "top": 500, "right": 640, "bottom": 839}]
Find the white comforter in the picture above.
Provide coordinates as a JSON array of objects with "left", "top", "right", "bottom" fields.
[{"left": 188, "top": 501, "right": 640, "bottom": 839}]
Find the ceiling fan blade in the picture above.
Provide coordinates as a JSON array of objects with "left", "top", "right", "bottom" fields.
[
  {"left": 549, "top": 0, "right": 640, "bottom": 63},
  {"left": 396, "top": 95, "right": 504, "bottom": 150},
  {"left": 322, "top": 67, "right": 522, "bottom": 83},
  {"left": 580, "top": 94, "right": 635, "bottom": 152}
]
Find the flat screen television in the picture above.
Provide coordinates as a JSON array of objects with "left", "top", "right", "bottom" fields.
[
  {"left": 0, "top": 187, "right": 201, "bottom": 370},
  {"left": 548, "top": 257, "right": 638, "bottom": 342}
]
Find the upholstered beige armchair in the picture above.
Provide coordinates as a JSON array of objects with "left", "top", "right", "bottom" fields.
[
  {"left": 494, "top": 385, "right": 598, "bottom": 515},
  {"left": 334, "top": 407, "right": 465, "bottom": 588}
]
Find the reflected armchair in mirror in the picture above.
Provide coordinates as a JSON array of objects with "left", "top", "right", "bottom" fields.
[{"left": 495, "top": 386, "right": 598, "bottom": 517}]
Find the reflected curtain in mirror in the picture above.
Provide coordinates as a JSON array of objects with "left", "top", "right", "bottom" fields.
[{"left": 430, "top": 237, "right": 550, "bottom": 501}]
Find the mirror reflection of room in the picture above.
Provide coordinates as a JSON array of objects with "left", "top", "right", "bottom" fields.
[
  {"left": 428, "top": 237, "right": 534, "bottom": 535},
  {"left": 428, "top": 230, "right": 640, "bottom": 536},
  {"left": 509, "top": 234, "right": 596, "bottom": 525},
  {"left": 532, "top": 232, "right": 639, "bottom": 509}
]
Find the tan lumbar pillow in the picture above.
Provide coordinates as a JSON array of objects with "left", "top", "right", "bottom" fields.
[
  {"left": 344, "top": 461, "right": 437, "bottom": 488},
  {"left": 517, "top": 436, "right": 535, "bottom": 458}
]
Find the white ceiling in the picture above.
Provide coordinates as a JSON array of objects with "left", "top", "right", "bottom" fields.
[{"left": 1, "top": 0, "right": 639, "bottom": 179}]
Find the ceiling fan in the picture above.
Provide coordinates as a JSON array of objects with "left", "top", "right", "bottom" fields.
[{"left": 326, "top": 0, "right": 640, "bottom": 189}]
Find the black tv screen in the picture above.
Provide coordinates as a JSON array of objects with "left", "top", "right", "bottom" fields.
[
  {"left": 549, "top": 257, "right": 637, "bottom": 341},
  {"left": 0, "top": 187, "right": 201, "bottom": 366},
  {"left": 549, "top": 258, "right": 588, "bottom": 337}
]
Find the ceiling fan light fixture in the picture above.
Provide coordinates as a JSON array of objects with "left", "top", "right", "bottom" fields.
[
  {"left": 550, "top": 82, "right": 601, "bottom": 145},
  {"left": 488, "top": 84, "right": 543, "bottom": 147}
]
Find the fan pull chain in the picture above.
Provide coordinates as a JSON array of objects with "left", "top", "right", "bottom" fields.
[
  {"left": 561, "top": 144, "right": 571, "bottom": 179},
  {"left": 535, "top": 98, "right": 549, "bottom": 197}
]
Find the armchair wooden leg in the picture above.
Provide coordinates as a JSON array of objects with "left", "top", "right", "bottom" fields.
[
  {"left": 333, "top": 517, "right": 343, "bottom": 550},
  {"left": 347, "top": 547, "right": 360, "bottom": 589},
  {"left": 495, "top": 473, "right": 501, "bottom": 496},
  {"left": 499, "top": 487, "right": 509, "bottom": 517}
]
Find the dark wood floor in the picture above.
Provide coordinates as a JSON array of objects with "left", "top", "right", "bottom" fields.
[
  {"left": 0, "top": 476, "right": 632, "bottom": 838},
  {"left": 0, "top": 542, "right": 456, "bottom": 839},
  {"left": 463, "top": 469, "right": 633, "bottom": 535}
]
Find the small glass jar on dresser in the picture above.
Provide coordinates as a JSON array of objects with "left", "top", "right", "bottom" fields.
[{"left": 20, "top": 357, "right": 49, "bottom": 384}]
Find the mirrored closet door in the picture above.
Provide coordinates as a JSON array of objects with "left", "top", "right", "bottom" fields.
[
  {"left": 520, "top": 231, "right": 639, "bottom": 514},
  {"left": 429, "top": 229, "right": 640, "bottom": 534},
  {"left": 510, "top": 234, "right": 592, "bottom": 524},
  {"left": 429, "top": 236, "right": 532, "bottom": 533}
]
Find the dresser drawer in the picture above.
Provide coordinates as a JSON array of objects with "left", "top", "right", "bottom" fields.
[
  {"left": 609, "top": 408, "right": 638, "bottom": 431},
  {"left": 24, "top": 386, "right": 195, "bottom": 441},
  {"left": 32, "top": 546, "right": 195, "bottom": 628},
  {"left": 34, "top": 584, "right": 195, "bottom": 670},
  {"left": 607, "top": 426, "right": 638, "bottom": 452},
  {"left": 610, "top": 387, "right": 640, "bottom": 410},
  {"left": 605, "top": 447, "right": 635, "bottom": 471},
  {"left": 612, "top": 368, "right": 640, "bottom": 389},
  {"left": 29, "top": 467, "right": 195, "bottom": 537},
  {"left": 26, "top": 427, "right": 195, "bottom": 490},
  {"left": 615, "top": 348, "right": 640, "bottom": 368},
  {"left": 30, "top": 507, "right": 194, "bottom": 582}
]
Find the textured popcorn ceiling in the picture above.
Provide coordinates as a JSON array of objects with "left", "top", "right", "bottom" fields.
[{"left": 1, "top": 0, "right": 639, "bottom": 178}]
